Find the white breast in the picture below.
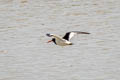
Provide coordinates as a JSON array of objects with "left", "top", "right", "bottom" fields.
[{"left": 56, "top": 39, "right": 72, "bottom": 46}]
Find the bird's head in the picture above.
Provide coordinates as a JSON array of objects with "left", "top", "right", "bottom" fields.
[
  {"left": 46, "top": 33, "right": 56, "bottom": 43},
  {"left": 47, "top": 38, "right": 56, "bottom": 44}
]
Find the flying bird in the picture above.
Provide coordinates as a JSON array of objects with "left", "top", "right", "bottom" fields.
[{"left": 46, "top": 31, "right": 90, "bottom": 46}]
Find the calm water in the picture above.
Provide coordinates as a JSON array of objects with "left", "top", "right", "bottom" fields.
[{"left": 0, "top": 0, "right": 120, "bottom": 80}]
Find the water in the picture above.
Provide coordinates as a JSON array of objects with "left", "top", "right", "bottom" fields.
[{"left": 0, "top": 0, "right": 120, "bottom": 80}]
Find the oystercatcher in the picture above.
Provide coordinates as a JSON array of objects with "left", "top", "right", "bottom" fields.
[{"left": 46, "top": 31, "right": 90, "bottom": 46}]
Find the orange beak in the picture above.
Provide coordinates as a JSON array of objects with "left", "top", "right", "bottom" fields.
[{"left": 47, "top": 40, "right": 52, "bottom": 43}]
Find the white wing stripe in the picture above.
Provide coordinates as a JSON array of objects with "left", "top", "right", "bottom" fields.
[{"left": 69, "top": 32, "right": 76, "bottom": 40}]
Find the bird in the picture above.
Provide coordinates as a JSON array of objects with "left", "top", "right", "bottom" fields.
[{"left": 46, "top": 31, "right": 90, "bottom": 46}]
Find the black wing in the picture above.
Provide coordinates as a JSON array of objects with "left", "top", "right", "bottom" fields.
[
  {"left": 62, "top": 32, "right": 71, "bottom": 41},
  {"left": 63, "top": 31, "right": 90, "bottom": 41}
]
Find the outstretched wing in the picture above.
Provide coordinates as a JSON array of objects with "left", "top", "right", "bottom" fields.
[
  {"left": 63, "top": 31, "right": 90, "bottom": 41},
  {"left": 62, "top": 32, "right": 75, "bottom": 41},
  {"left": 46, "top": 33, "right": 64, "bottom": 41}
]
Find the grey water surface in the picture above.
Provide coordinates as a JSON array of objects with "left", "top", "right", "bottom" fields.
[{"left": 0, "top": 0, "right": 120, "bottom": 80}]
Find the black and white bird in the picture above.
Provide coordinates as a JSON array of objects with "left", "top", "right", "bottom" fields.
[{"left": 46, "top": 31, "right": 90, "bottom": 46}]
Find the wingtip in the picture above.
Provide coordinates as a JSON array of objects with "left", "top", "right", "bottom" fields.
[
  {"left": 46, "top": 33, "right": 54, "bottom": 37},
  {"left": 80, "top": 32, "right": 90, "bottom": 34},
  {"left": 46, "top": 33, "right": 51, "bottom": 37},
  {"left": 72, "top": 31, "right": 90, "bottom": 34}
]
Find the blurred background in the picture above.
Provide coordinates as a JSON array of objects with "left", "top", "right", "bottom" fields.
[{"left": 0, "top": 0, "right": 120, "bottom": 80}]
